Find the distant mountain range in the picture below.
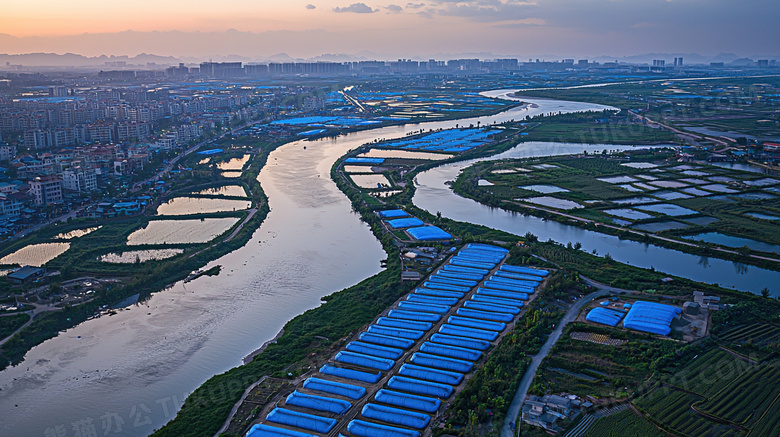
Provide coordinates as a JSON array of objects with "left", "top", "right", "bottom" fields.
[{"left": 0, "top": 31, "right": 777, "bottom": 67}]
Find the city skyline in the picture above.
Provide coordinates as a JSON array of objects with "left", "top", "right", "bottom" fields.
[{"left": 2, "top": 0, "right": 779, "bottom": 59}]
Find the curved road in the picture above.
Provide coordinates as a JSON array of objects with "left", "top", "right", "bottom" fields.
[{"left": 501, "top": 278, "right": 624, "bottom": 436}]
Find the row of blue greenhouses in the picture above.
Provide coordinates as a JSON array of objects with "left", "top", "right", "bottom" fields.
[
  {"left": 246, "top": 244, "right": 549, "bottom": 437},
  {"left": 375, "top": 128, "right": 498, "bottom": 153},
  {"left": 376, "top": 209, "right": 452, "bottom": 241}
]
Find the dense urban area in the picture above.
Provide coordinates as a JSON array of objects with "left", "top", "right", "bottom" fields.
[{"left": 1, "top": 57, "right": 779, "bottom": 437}]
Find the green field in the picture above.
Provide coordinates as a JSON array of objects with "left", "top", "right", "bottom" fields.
[{"left": 583, "top": 409, "right": 665, "bottom": 437}]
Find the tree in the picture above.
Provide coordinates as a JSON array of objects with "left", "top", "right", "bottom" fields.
[{"left": 761, "top": 287, "right": 770, "bottom": 298}]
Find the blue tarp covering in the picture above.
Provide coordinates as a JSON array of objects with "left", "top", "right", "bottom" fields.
[
  {"left": 439, "top": 324, "right": 499, "bottom": 341},
  {"left": 335, "top": 351, "right": 395, "bottom": 371},
  {"left": 423, "top": 282, "right": 471, "bottom": 293},
  {"left": 483, "top": 280, "right": 535, "bottom": 292},
  {"left": 493, "top": 270, "right": 544, "bottom": 282},
  {"left": 197, "top": 148, "right": 223, "bottom": 155},
  {"left": 414, "top": 287, "right": 464, "bottom": 299},
  {"left": 374, "top": 389, "right": 441, "bottom": 413},
  {"left": 435, "top": 270, "right": 484, "bottom": 281},
  {"left": 420, "top": 342, "right": 481, "bottom": 361},
  {"left": 345, "top": 157, "right": 385, "bottom": 164},
  {"left": 266, "top": 408, "right": 337, "bottom": 433},
  {"left": 477, "top": 287, "right": 530, "bottom": 300},
  {"left": 585, "top": 307, "right": 626, "bottom": 327},
  {"left": 346, "top": 341, "right": 404, "bottom": 360},
  {"left": 488, "top": 275, "right": 540, "bottom": 286},
  {"left": 500, "top": 265, "right": 549, "bottom": 277},
  {"left": 246, "top": 424, "right": 317, "bottom": 437},
  {"left": 368, "top": 324, "right": 426, "bottom": 339},
  {"left": 387, "top": 375, "right": 454, "bottom": 398},
  {"left": 465, "top": 243, "right": 509, "bottom": 254},
  {"left": 407, "top": 294, "right": 459, "bottom": 306},
  {"left": 471, "top": 294, "right": 526, "bottom": 306},
  {"left": 449, "top": 259, "right": 495, "bottom": 270},
  {"left": 303, "top": 377, "right": 367, "bottom": 399},
  {"left": 430, "top": 333, "right": 491, "bottom": 351},
  {"left": 387, "top": 217, "right": 424, "bottom": 229},
  {"left": 441, "top": 265, "right": 489, "bottom": 276},
  {"left": 359, "top": 332, "right": 415, "bottom": 349},
  {"left": 622, "top": 301, "right": 681, "bottom": 336},
  {"left": 398, "top": 364, "right": 464, "bottom": 385},
  {"left": 319, "top": 364, "right": 382, "bottom": 384},
  {"left": 378, "top": 209, "right": 409, "bottom": 219},
  {"left": 347, "top": 419, "right": 421, "bottom": 437},
  {"left": 407, "top": 226, "right": 452, "bottom": 241},
  {"left": 462, "top": 300, "right": 521, "bottom": 315},
  {"left": 428, "top": 275, "right": 479, "bottom": 287},
  {"left": 285, "top": 391, "right": 352, "bottom": 414},
  {"left": 386, "top": 310, "right": 441, "bottom": 323},
  {"left": 409, "top": 352, "right": 473, "bottom": 373},
  {"left": 361, "top": 403, "right": 431, "bottom": 429},
  {"left": 448, "top": 315, "right": 507, "bottom": 331},
  {"left": 376, "top": 317, "right": 432, "bottom": 331},
  {"left": 397, "top": 301, "right": 451, "bottom": 314}
]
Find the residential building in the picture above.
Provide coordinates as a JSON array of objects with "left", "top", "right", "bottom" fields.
[{"left": 29, "top": 174, "right": 63, "bottom": 205}]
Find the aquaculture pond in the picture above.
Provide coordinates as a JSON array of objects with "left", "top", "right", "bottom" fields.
[
  {"left": 100, "top": 249, "right": 185, "bottom": 263},
  {"left": 216, "top": 155, "right": 250, "bottom": 170},
  {"left": 0, "top": 243, "right": 71, "bottom": 267},
  {"left": 681, "top": 232, "right": 780, "bottom": 254},
  {"left": 126, "top": 218, "right": 240, "bottom": 245},
  {"left": 195, "top": 185, "right": 248, "bottom": 197},
  {"left": 156, "top": 197, "right": 251, "bottom": 216}
]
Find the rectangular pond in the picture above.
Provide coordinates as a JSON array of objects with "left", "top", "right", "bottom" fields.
[
  {"left": 349, "top": 174, "right": 392, "bottom": 189},
  {"left": 156, "top": 197, "right": 251, "bottom": 215},
  {"left": 632, "top": 221, "right": 691, "bottom": 233},
  {"left": 652, "top": 191, "right": 693, "bottom": 201},
  {"left": 100, "top": 249, "right": 184, "bottom": 263},
  {"left": 127, "top": 218, "right": 240, "bottom": 245},
  {"left": 635, "top": 203, "right": 698, "bottom": 217},
  {"left": 0, "top": 243, "right": 70, "bottom": 267},
  {"left": 746, "top": 212, "right": 780, "bottom": 221},
  {"left": 682, "top": 232, "right": 780, "bottom": 254},
  {"left": 648, "top": 180, "right": 689, "bottom": 189},
  {"left": 195, "top": 186, "right": 248, "bottom": 197},
  {"left": 519, "top": 196, "right": 581, "bottom": 210},
  {"left": 598, "top": 176, "right": 639, "bottom": 184},
  {"left": 604, "top": 209, "right": 654, "bottom": 221},
  {"left": 518, "top": 184, "right": 569, "bottom": 194}
]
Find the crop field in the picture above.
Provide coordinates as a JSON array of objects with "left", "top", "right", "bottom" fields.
[
  {"left": 632, "top": 341, "right": 780, "bottom": 437},
  {"left": 699, "top": 363, "right": 780, "bottom": 427},
  {"left": 582, "top": 409, "right": 663, "bottom": 437},
  {"left": 661, "top": 348, "right": 752, "bottom": 397},
  {"left": 637, "top": 387, "right": 744, "bottom": 437},
  {"left": 569, "top": 331, "right": 627, "bottom": 346},
  {"left": 718, "top": 323, "right": 780, "bottom": 347},
  {"left": 532, "top": 324, "right": 677, "bottom": 399}
]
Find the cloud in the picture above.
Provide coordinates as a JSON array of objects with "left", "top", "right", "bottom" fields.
[
  {"left": 406, "top": 2, "right": 426, "bottom": 8},
  {"left": 305, "top": 4, "right": 316, "bottom": 9},
  {"left": 417, "top": 10, "right": 434, "bottom": 19},
  {"left": 493, "top": 17, "right": 547, "bottom": 28},
  {"left": 434, "top": 0, "right": 537, "bottom": 22},
  {"left": 386, "top": 4, "right": 403, "bottom": 13},
  {"left": 333, "top": 3, "right": 377, "bottom": 13}
]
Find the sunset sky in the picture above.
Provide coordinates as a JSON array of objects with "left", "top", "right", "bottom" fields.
[{"left": 2, "top": 0, "right": 778, "bottom": 58}]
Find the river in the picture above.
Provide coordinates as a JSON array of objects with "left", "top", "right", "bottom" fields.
[{"left": 0, "top": 91, "right": 775, "bottom": 437}]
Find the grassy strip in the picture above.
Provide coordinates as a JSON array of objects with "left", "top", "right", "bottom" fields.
[{"left": 0, "top": 313, "right": 30, "bottom": 339}]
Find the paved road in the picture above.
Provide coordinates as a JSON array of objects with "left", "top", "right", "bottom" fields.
[{"left": 501, "top": 284, "right": 612, "bottom": 437}]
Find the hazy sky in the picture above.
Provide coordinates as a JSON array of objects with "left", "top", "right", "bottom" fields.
[{"left": 2, "top": 0, "right": 779, "bottom": 58}]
